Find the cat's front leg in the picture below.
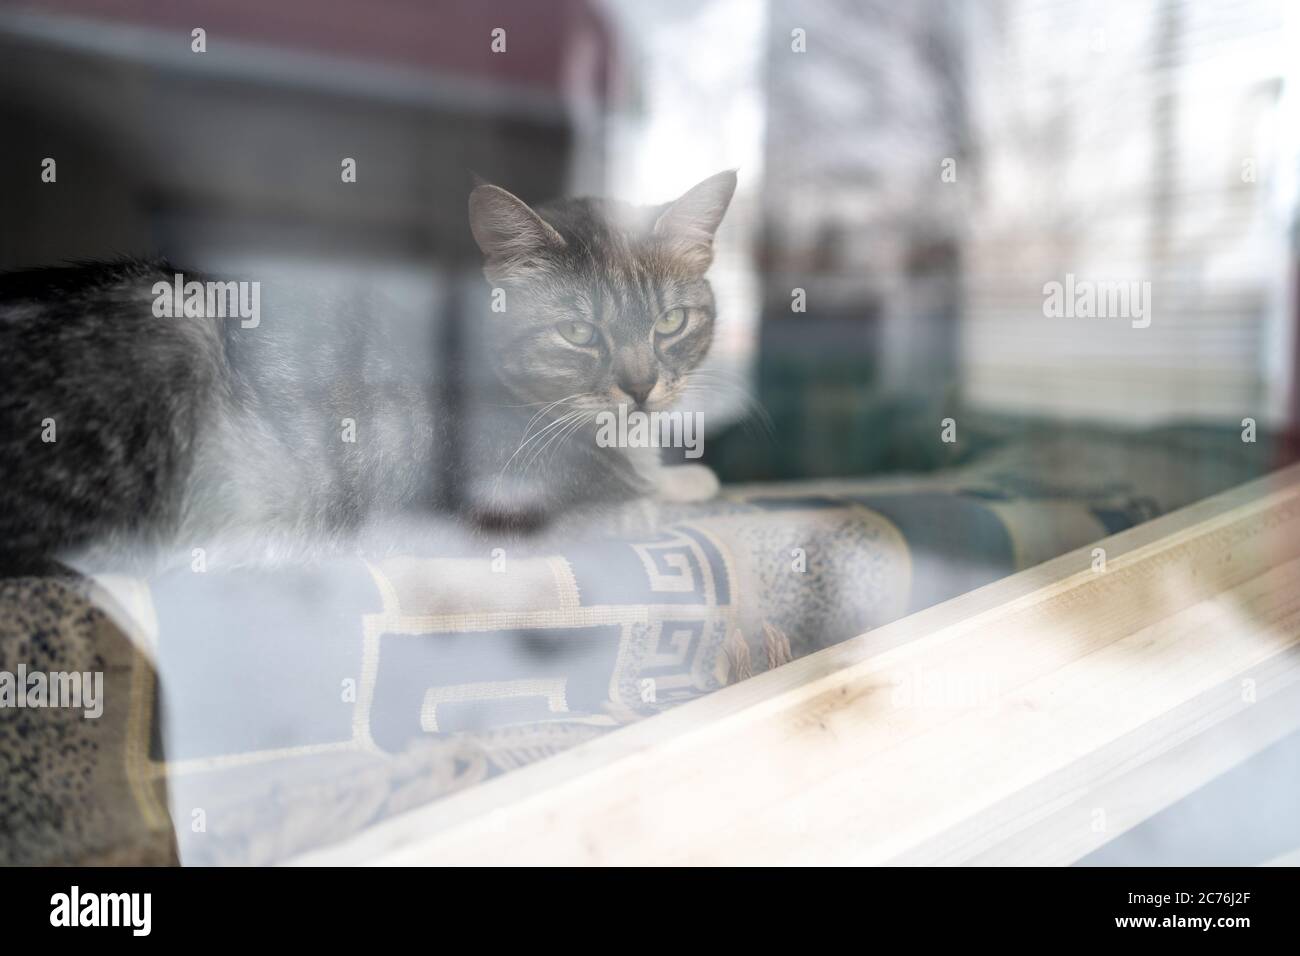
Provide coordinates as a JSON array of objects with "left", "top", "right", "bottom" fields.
[{"left": 654, "top": 463, "right": 720, "bottom": 503}]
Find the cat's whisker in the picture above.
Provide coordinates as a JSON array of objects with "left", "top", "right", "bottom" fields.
[
  {"left": 506, "top": 391, "right": 603, "bottom": 479},
  {"left": 518, "top": 396, "right": 589, "bottom": 449},
  {"left": 555, "top": 411, "right": 599, "bottom": 462},
  {"left": 522, "top": 410, "right": 593, "bottom": 476},
  {"left": 521, "top": 393, "right": 585, "bottom": 435},
  {"left": 485, "top": 398, "right": 561, "bottom": 408},
  {"left": 517, "top": 409, "right": 583, "bottom": 454},
  {"left": 677, "top": 373, "right": 776, "bottom": 440},
  {"left": 499, "top": 409, "right": 585, "bottom": 478},
  {"left": 536, "top": 411, "right": 593, "bottom": 470}
]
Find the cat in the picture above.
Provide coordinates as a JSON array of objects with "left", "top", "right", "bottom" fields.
[{"left": 0, "top": 171, "right": 737, "bottom": 572}]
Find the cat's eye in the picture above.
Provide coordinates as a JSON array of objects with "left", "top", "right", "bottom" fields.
[
  {"left": 655, "top": 308, "right": 688, "bottom": 336},
  {"left": 556, "top": 320, "right": 596, "bottom": 346}
]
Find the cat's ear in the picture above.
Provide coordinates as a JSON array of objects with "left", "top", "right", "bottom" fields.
[
  {"left": 653, "top": 170, "right": 737, "bottom": 272},
  {"left": 468, "top": 184, "right": 566, "bottom": 282}
]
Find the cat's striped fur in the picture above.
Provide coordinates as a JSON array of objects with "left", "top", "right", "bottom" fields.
[{"left": 0, "top": 171, "right": 736, "bottom": 571}]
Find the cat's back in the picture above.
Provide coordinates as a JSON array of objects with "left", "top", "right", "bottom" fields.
[
  {"left": 0, "top": 259, "right": 226, "bottom": 563},
  {"left": 0, "top": 257, "right": 226, "bottom": 378}
]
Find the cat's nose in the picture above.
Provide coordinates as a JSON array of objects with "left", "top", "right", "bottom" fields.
[{"left": 618, "top": 374, "right": 657, "bottom": 408}]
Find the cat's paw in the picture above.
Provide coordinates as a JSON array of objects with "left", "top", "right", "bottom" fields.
[{"left": 655, "top": 463, "right": 720, "bottom": 503}]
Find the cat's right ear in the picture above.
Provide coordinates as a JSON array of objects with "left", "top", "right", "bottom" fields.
[{"left": 468, "top": 184, "right": 566, "bottom": 283}]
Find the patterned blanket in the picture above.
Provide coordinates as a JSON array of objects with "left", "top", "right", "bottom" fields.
[{"left": 0, "top": 422, "right": 1277, "bottom": 864}]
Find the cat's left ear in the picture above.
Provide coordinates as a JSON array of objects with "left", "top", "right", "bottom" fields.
[{"left": 653, "top": 170, "right": 737, "bottom": 272}]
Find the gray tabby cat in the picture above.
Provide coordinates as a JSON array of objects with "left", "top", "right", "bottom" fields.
[{"left": 0, "top": 171, "right": 737, "bottom": 571}]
